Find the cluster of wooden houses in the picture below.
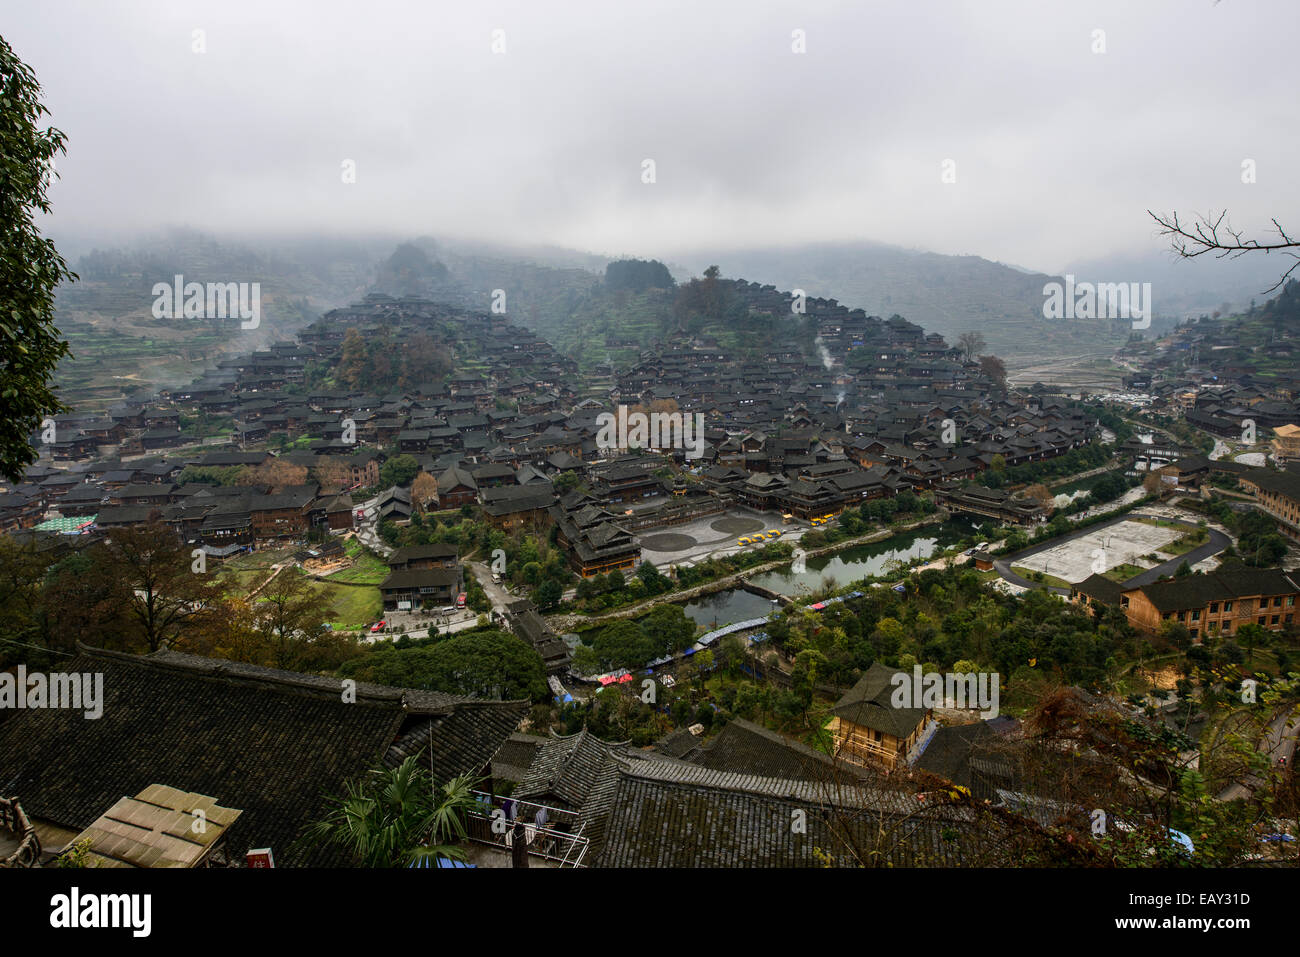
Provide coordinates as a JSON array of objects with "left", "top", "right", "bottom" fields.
[{"left": 2, "top": 289, "right": 1114, "bottom": 581}]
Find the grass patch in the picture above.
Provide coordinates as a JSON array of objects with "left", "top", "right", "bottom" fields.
[
  {"left": 305, "top": 579, "right": 383, "bottom": 629},
  {"left": 1103, "top": 563, "right": 1146, "bottom": 582},
  {"left": 1132, "top": 517, "right": 1189, "bottom": 530},
  {"left": 1158, "top": 530, "right": 1211, "bottom": 557},
  {"left": 216, "top": 568, "right": 264, "bottom": 597},
  {"left": 326, "top": 550, "right": 389, "bottom": 585},
  {"left": 1011, "top": 566, "right": 1074, "bottom": 590}
]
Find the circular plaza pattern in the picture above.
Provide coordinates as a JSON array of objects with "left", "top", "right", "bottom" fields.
[
  {"left": 638, "top": 532, "right": 699, "bottom": 552},
  {"left": 709, "top": 516, "right": 766, "bottom": 535}
]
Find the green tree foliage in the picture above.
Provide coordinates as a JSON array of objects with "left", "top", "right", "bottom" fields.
[
  {"left": 636, "top": 559, "right": 671, "bottom": 596},
  {"left": 604, "top": 258, "right": 674, "bottom": 292},
  {"left": 379, "top": 454, "right": 420, "bottom": 488},
  {"left": 177, "top": 464, "right": 246, "bottom": 486},
  {"left": 304, "top": 756, "right": 478, "bottom": 867},
  {"left": 982, "top": 440, "right": 1111, "bottom": 489},
  {"left": 674, "top": 265, "right": 727, "bottom": 327},
  {"left": 340, "top": 628, "right": 547, "bottom": 701},
  {"left": 334, "top": 324, "right": 452, "bottom": 393},
  {"left": 1235, "top": 509, "right": 1289, "bottom": 566},
  {"left": 583, "top": 603, "right": 698, "bottom": 671},
  {"left": 103, "top": 523, "right": 224, "bottom": 652},
  {"left": 769, "top": 563, "right": 1131, "bottom": 691},
  {"left": 246, "top": 568, "right": 347, "bottom": 671},
  {"left": 0, "top": 36, "right": 77, "bottom": 482},
  {"left": 39, "top": 544, "right": 135, "bottom": 654},
  {"left": 534, "top": 578, "right": 562, "bottom": 610},
  {"left": 381, "top": 242, "right": 449, "bottom": 286}
]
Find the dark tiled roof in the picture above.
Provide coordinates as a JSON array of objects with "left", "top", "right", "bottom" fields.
[
  {"left": 1129, "top": 566, "right": 1299, "bottom": 613},
  {"left": 383, "top": 700, "right": 530, "bottom": 786},
  {"left": 653, "top": 727, "right": 703, "bottom": 761},
  {"left": 1244, "top": 468, "right": 1300, "bottom": 500},
  {"left": 0, "top": 646, "right": 524, "bottom": 866},
  {"left": 491, "top": 733, "right": 549, "bottom": 782},
  {"left": 1073, "top": 573, "right": 1124, "bottom": 605},
  {"left": 515, "top": 729, "right": 629, "bottom": 809},
  {"left": 830, "top": 662, "right": 929, "bottom": 738},
  {"left": 580, "top": 760, "right": 979, "bottom": 868},
  {"left": 914, "top": 722, "right": 1014, "bottom": 801},
  {"left": 692, "top": 718, "right": 867, "bottom": 781},
  {"left": 389, "top": 543, "right": 459, "bottom": 564},
  {"left": 379, "top": 567, "right": 461, "bottom": 590}
]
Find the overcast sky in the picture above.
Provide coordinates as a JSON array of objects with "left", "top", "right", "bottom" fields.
[{"left": 6, "top": 0, "right": 1297, "bottom": 274}]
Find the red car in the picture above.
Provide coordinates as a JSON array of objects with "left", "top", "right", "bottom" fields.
[
  {"left": 456, "top": 593, "right": 467, "bottom": 608},
  {"left": 370, "top": 620, "right": 386, "bottom": 633}
]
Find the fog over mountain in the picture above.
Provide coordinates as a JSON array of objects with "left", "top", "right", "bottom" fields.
[{"left": 7, "top": 0, "right": 1297, "bottom": 281}]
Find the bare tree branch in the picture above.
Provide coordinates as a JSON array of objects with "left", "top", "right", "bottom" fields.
[{"left": 1148, "top": 208, "right": 1300, "bottom": 294}]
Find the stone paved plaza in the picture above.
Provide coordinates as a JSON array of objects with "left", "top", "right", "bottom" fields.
[
  {"left": 637, "top": 508, "right": 801, "bottom": 568},
  {"left": 1013, "top": 520, "right": 1183, "bottom": 583}
]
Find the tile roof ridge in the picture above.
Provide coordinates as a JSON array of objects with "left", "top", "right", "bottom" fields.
[{"left": 75, "top": 642, "right": 517, "bottom": 712}]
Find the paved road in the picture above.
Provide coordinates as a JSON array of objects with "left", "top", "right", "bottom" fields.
[
  {"left": 360, "top": 611, "right": 488, "bottom": 644},
  {"left": 1121, "top": 527, "right": 1231, "bottom": 587},
  {"left": 1218, "top": 705, "right": 1299, "bottom": 801},
  {"left": 353, "top": 495, "right": 393, "bottom": 558},
  {"left": 466, "top": 560, "right": 515, "bottom": 617},
  {"left": 993, "top": 512, "right": 1229, "bottom": 595}
]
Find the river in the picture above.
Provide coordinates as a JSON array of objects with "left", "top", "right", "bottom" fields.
[{"left": 681, "top": 518, "right": 977, "bottom": 626}]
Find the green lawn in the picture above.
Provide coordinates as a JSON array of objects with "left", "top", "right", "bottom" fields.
[
  {"left": 1103, "top": 563, "right": 1147, "bottom": 582},
  {"left": 1011, "top": 566, "right": 1074, "bottom": 590},
  {"left": 1158, "top": 531, "right": 1211, "bottom": 557},
  {"left": 306, "top": 579, "right": 383, "bottom": 629},
  {"left": 215, "top": 548, "right": 292, "bottom": 597},
  {"left": 326, "top": 550, "right": 389, "bottom": 585}
]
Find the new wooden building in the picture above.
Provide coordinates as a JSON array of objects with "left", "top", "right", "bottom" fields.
[{"left": 827, "top": 662, "right": 933, "bottom": 771}]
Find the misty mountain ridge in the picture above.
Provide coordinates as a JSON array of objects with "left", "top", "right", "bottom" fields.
[{"left": 48, "top": 228, "right": 1290, "bottom": 410}]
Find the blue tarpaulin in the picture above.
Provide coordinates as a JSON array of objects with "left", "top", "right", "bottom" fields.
[{"left": 409, "top": 855, "right": 476, "bottom": 868}]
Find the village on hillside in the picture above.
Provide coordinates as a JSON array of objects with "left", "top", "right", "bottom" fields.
[{"left": 3, "top": 267, "right": 1299, "bottom": 871}]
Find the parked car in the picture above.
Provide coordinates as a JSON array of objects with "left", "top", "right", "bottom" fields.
[
  {"left": 456, "top": 593, "right": 467, "bottom": 608},
  {"left": 370, "top": 620, "right": 386, "bottom": 633}
]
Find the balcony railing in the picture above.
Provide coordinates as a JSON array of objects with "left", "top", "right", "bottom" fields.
[
  {"left": 465, "top": 791, "right": 589, "bottom": 867},
  {"left": 834, "top": 735, "right": 901, "bottom": 769}
]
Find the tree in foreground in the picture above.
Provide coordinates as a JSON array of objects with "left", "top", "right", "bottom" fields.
[
  {"left": 103, "top": 522, "right": 223, "bottom": 652},
  {"left": 305, "top": 757, "right": 480, "bottom": 867},
  {"left": 0, "top": 34, "right": 77, "bottom": 482}
]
